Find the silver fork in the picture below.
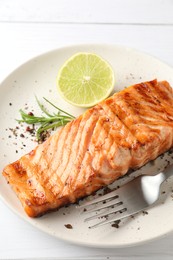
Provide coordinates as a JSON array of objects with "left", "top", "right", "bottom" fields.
[{"left": 79, "top": 164, "right": 173, "bottom": 229}]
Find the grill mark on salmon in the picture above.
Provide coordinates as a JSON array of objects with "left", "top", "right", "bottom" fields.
[
  {"left": 55, "top": 118, "right": 81, "bottom": 190},
  {"left": 61, "top": 112, "right": 94, "bottom": 182},
  {"left": 150, "top": 81, "right": 173, "bottom": 106},
  {"left": 37, "top": 124, "right": 71, "bottom": 198},
  {"left": 66, "top": 109, "right": 101, "bottom": 199},
  {"left": 111, "top": 91, "right": 168, "bottom": 146},
  {"left": 44, "top": 123, "right": 73, "bottom": 197},
  {"left": 19, "top": 157, "right": 52, "bottom": 205},
  {"left": 3, "top": 79, "right": 173, "bottom": 217},
  {"left": 69, "top": 108, "right": 107, "bottom": 197},
  {"left": 149, "top": 82, "right": 173, "bottom": 119},
  {"left": 59, "top": 113, "right": 93, "bottom": 201},
  {"left": 131, "top": 83, "right": 173, "bottom": 121},
  {"left": 45, "top": 128, "right": 64, "bottom": 168},
  {"left": 49, "top": 122, "right": 72, "bottom": 175},
  {"left": 29, "top": 127, "right": 64, "bottom": 199},
  {"left": 100, "top": 102, "right": 137, "bottom": 148}
]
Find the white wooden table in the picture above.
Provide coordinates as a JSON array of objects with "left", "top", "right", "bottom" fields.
[{"left": 1, "top": 0, "right": 173, "bottom": 259}]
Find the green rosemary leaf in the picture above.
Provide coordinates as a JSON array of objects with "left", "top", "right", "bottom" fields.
[
  {"left": 43, "top": 97, "right": 75, "bottom": 118},
  {"left": 35, "top": 96, "right": 52, "bottom": 117},
  {"left": 18, "top": 97, "right": 75, "bottom": 142}
]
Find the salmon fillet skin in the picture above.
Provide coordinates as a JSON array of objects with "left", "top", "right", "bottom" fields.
[{"left": 2, "top": 79, "right": 173, "bottom": 217}]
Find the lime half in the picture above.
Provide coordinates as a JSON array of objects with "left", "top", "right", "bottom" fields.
[{"left": 56, "top": 52, "right": 115, "bottom": 107}]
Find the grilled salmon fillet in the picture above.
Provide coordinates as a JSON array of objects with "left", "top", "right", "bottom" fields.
[{"left": 3, "top": 79, "right": 173, "bottom": 217}]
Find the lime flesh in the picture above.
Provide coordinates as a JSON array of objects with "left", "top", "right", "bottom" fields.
[{"left": 56, "top": 52, "right": 115, "bottom": 107}]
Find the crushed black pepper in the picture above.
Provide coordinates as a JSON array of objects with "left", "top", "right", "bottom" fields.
[
  {"left": 38, "top": 131, "right": 51, "bottom": 144},
  {"left": 111, "top": 220, "right": 121, "bottom": 228},
  {"left": 142, "top": 210, "right": 148, "bottom": 215},
  {"left": 103, "top": 186, "right": 112, "bottom": 195},
  {"left": 9, "top": 127, "right": 18, "bottom": 137},
  {"left": 64, "top": 224, "right": 73, "bottom": 229}
]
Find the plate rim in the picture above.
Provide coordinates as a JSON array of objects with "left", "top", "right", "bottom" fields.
[{"left": 0, "top": 42, "right": 172, "bottom": 86}]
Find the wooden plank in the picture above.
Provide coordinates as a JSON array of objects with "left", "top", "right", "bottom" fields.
[{"left": 0, "top": 0, "right": 173, "bottom": 24}]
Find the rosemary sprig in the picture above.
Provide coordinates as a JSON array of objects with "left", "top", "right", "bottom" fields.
[{"left": 18, "top": 97, "right": 75, "bottom": 141}]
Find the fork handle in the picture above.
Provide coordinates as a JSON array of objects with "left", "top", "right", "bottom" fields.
[
  {"left": 154, "top": 165, "right": 173, "bottom": 188},
  {"left": 161, "top": 164, "right": 173, "bottom": 182}
]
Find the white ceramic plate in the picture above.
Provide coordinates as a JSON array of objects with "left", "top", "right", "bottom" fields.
[{"left": 1, "top": 44, "right": 173, "bottom": 248}]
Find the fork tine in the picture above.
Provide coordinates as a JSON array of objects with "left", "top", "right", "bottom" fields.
[
  {"left": 89, "top": 213, "right": 125, "bottom": 229},
  {"left": 89, "top": 207, "right": 148, "bottom": 229},
  {"left": 84, "top": 204, "right": 126, "bottom": 222},
  {"left": 83, "top": 199, "right": 122, "bottom": 214},
  {"left": 79, "top": 190, "right": 118, "bottom": 208}
]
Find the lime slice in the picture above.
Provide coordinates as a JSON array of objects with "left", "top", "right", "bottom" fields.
[{"left": 56, "top": 52, "right": 115, "bottom": 107}]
